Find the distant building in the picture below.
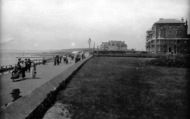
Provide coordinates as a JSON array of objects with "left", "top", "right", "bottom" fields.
[
  {"left": 100, "top": 41, "right": 127, "bottom": 51},
  {"left": 146, "top": 18, "right": 190, "bottom": 54}
]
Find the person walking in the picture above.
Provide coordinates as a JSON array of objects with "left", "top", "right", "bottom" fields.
[
  {"left": 54, "top": 56, "right": 56, "bottom": 65},
  {"left": 31, "top": 61, "right": 37, "bottom": 78},
  {"left": 20, "top": 60, "right": 26, "bottom": 79},
  {"left": 11, "top": 64, "right": 20, "bottom": 82},
  {"left": 27, "top": 58, "right": 31, "bottom": 72}
]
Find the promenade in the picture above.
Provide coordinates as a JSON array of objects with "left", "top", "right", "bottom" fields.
[{"left": 0, "top": 61, "right": 74, "bottom": 107}]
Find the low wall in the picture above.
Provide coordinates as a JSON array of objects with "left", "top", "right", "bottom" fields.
[
  {"left": 94, "top": 54, "right": 160, "bottom": 58},
  {"left": 0, "top": 56, "right": 92, "bottom": 119}
]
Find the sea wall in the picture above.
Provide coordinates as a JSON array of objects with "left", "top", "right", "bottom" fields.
[{"left": 0, "top": 56, "right": 92, "bottom": 119}]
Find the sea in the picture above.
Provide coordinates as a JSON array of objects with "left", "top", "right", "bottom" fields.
[{"left": 0, "top": 51, "right": 50, "bottom": 66}]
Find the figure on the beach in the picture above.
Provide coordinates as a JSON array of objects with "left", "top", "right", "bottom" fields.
[{"left": 31, "top": 61, "right": 37, "bottom": 78}]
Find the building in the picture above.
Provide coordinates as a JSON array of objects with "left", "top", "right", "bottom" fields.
[
  {"left": 146, "top": 18, "right": 190, "bottom": 54},
  {"left": 100, "top": 41, "right": 127, "bottom": 51}
]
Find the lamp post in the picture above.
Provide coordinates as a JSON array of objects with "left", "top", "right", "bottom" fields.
[{"left": 88, "top": 38, "right": 91, "bottom": 49}]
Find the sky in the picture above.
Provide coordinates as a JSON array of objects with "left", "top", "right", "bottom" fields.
[{"left": 0, "top": 0, "right": 189, "bottom": 51}]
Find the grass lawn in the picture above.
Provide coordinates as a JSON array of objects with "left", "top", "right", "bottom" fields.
[{"left": 54, "top": 57, "right": 188, "bottom": 119}]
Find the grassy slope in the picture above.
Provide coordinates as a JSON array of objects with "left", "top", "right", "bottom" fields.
[{"left": 56, "top": 57, "right": 188, "bottom": 119}]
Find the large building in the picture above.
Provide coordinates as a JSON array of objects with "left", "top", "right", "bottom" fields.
[
  {"left": 100, "top": 41, "right": 127, "bottom": 51},
  {"left": 146, "top": 18, "right": 190, "bottom": 54}
]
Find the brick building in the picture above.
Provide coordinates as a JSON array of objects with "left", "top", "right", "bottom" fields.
[
  {"left": 146, "top": 18, "right": 190, "bottom": 54},
  {"left": 100, "top": 41, "right": 127, "bottom": 51}
]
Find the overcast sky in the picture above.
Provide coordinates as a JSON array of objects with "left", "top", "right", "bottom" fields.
[{"left": 1, "top": 0, "right": 189, "bottom": 51}]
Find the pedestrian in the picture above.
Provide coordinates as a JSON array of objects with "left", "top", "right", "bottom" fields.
[
  {"left": 17, "top": 58, "right": 21, "bottom": 70},
  {"left": 20, "top": 60, "right": 26, "bottom": 79},
  {"left": 65, "top": 56, "right": 68, "bottom": 64},
  {"left": 63, "top": 56, "right": 66, "bottom": 63},
  {"left": 24, "top": 59, "right": 29, "bottom": 72},
  {"left": 27, "top": 58, "right": 31, "bottom": 72},
  {"left": 82, "top": 53, "right": 85, "bottom": 59},
  {"left": 54, "top": 56, "right": 56, "bottom": 65},
  {"left": 11, "top": 64, "right": 20, "bottom": 82},
  {"left": 56, "top": 55, "right": 60, "bottom": 65},
  {"left": 42, "top": 58, "right": 46, "bottom": 65},
  {"left": 31, "top": 61, "right": 37, "bottom": 78},
  {"left": 59, "top": 56, "right": 62, "bottom": 63}
]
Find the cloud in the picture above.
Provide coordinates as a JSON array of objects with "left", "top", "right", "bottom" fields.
[
  {"left": 0, "top": 37, "right": 15, "bottom": 44},
  {"left": 1, "top": 0, "right": 189, "bottom": 50}
]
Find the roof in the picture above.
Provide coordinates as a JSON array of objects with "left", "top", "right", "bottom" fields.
[
  {"left": 108, "top": 41, "right": 125, "bottom": 43},
  {"left": 146, "top": 30, "right": 153, "bottom": 33},
  {"left": 155, "top": 18, "right": 184, "bottom": 24}
]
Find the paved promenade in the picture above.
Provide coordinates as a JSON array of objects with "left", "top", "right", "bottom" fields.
[{"left": 0, "top": 61, "right": 74, "bottom": 107}]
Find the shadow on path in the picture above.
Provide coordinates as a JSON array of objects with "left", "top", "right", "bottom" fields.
[{"left": 13, "top": 77, "right": 41, "bottom": 82}]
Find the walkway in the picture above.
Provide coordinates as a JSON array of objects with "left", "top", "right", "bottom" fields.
[{"left": 0, "top": 61, "right": 74, "bottom": 107}]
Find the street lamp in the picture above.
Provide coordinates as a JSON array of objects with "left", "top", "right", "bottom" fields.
[{"left": 88, "top": 38, "right": 91, "bottom": 49}]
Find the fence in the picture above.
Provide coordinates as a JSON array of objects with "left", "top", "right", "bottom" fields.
[{"left": 0, "top": 58, "right": 53, "bottom": 74}]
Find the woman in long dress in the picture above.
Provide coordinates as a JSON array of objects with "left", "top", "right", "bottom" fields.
[{"left": 31, "top": 61, "right": 36, "bottom": 78}]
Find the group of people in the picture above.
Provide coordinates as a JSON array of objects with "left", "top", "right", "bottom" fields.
[
  {"left": 54, "top": 53, "right": 86, "bottom": 65},
  {"left": 11, "top": 58, "right": 37, "bottom": 81},
  {"left": 54, "top": 55, "right": 73, "bottom": 65},
  {"left": 75, "top": 53, "right": 86, "bottom": 63},
  {"left": 54, "top": 55, "right": 63, "bottom": 65}
]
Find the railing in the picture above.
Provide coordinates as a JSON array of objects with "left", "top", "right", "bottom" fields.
[
  {"left": 0, "top": 58, "right": 53, "bottom": 74},
  {"left": 0, "top": 65, "right": 14, "bottom": 73}
]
